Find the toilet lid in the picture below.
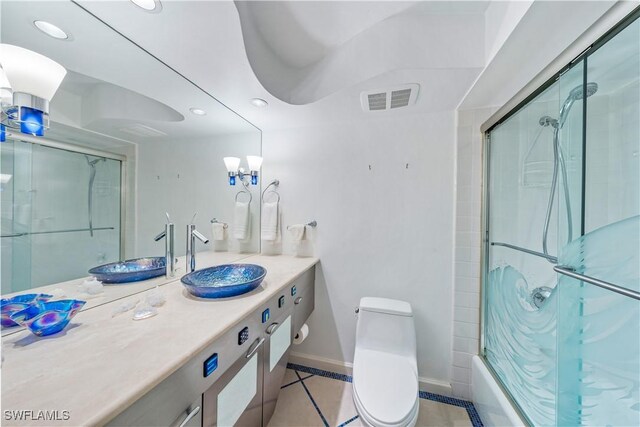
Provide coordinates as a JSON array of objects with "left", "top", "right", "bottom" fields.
[{"left": 353, "top": 349, "right": 418, "bottom": 425}]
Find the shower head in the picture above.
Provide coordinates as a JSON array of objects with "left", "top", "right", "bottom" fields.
[
  {"left": 569, "top": 82, "right": 599, "bottom": 101},
  {"left": 558, "top": 82, "right": 598, "bottom": 127}
]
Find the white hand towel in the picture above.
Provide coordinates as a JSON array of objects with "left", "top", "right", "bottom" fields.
[
  {"left": 211, "top": 222, "right": 226, "bottom": 241},
  {"left": 261, "top": 202, "right": 279, "bottom": 241},
  {"left": 234, "top": 202, "right": 250, "bottom": 240},
  {"left": 288, "top": 224, "right": 306, "bottom": 241}
]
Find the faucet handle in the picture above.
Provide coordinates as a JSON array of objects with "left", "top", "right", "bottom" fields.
[{"left": 154, "top": 230, "right": 166, "bottom": 241}]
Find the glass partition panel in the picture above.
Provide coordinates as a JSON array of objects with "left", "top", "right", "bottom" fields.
[
  {"left": 484, "top": 11, "right": 639, "bottom": 427},
  {"left": 485, "top": 82, "right": 561, "bottom": 426},
  {"left": 1, "top": 139, "right": 122, "bottom": 293},
  {"left": 556, "top": 15, "right": 640, "bottom": 426}
]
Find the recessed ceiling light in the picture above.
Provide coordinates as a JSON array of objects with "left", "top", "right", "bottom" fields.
[
  {"left": 33, "top": 21, "right": 69, "bottom": 40},
  {"left": 250, "top": 98, "right": 268, "bottom": 108},
  {"left": 130, "top": 0, "right": 162, "bottom": 12},
  {"left": 189, "top": 108, "right": 206, "bottom": 116}
]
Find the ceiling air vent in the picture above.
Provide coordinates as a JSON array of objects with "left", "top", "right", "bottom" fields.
[
  {"left": 367, "top": 93, "right": 387, "bottom": 111},
  {"left": 361, "top": 84, "right": 419, "bottom": 112}
]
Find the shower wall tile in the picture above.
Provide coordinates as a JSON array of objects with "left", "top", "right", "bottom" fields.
[
  {"left": 451, "top": 107, "right": 497, "bottom": 399},
  {"left": 453, "top": 351, "right": 473, "bottom": 369},
  {"left": 455, "top": 291, "right": 480, "bottom": 309}
]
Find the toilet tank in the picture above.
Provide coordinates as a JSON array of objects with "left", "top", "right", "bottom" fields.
[{"left": 355, "top": 297, "right": 416, "bottom": 359}]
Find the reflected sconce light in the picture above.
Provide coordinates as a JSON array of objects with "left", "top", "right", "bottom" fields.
[
  {"left": 223, "top": 156, "right": 263, "bottom": 186},
  {"left": 0, "top": 44, "right": 67, "bottom": 137}
]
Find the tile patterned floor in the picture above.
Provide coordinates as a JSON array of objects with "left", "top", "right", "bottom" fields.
[{"left": 268, "top": 363, "right": 484, "bottom": 427}]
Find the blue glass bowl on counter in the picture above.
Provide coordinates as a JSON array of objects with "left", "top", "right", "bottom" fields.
[
  {"left": 88, "top": 257, "right": 166, "bottom": 283},
  {"left": 9, "top": 300, "right": 86, "bottom": 337},
  {"left": 1, "top": 294, "right": 53, "bottom": 328},
  {"left": 181, "top": 264, "right": 267, "bottom": 299}
]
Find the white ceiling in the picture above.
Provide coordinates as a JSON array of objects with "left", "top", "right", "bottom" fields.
[
  {"left": 2, "top": 0, "right": 621, "bottom": 139},
  {"left": 241, "top": 1, "right": 419, "bottom": 68},
  {"left": 0, "top": 0, "right": 259, "bottom": 146},
  {"left": 74, "top": 0, "right": 491, "bottom": 131}
]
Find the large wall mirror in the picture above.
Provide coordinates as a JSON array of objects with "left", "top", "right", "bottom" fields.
[{"left": 0, "top": 1, "right": 262, "bottom": 326}]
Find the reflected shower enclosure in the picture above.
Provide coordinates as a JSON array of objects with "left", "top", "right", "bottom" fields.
[
  {"left": 1, "top": 138, "right": 122, "bottom": 293},
  {"left": 481, "top": 13, "right": 639, "bottom": 427}
]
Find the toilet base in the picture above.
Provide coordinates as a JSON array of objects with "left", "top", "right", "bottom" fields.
[{"left": 353, "top": 386, "right": 419, "bottom": 427}]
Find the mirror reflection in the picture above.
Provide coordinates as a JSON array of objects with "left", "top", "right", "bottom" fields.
[{"left": 0, "top": 0, "right": 262, "bottom": 324}]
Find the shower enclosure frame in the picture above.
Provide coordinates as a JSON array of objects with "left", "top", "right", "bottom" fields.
[
  {"left": 478, "top": 6, "right": 640, "bottom": 426},
  {"left": 5, "top": 130, "right": 127, "bottom": 261}
]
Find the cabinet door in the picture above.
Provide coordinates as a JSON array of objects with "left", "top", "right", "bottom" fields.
[
  {"left": 170, "top": 399, "right": 202, "bottom": 427},
  {"left": 263, "top": 314, "right": 293, "bottom": 425},
  {"left": 202, "top": 338, "right": 264, "bottom": 427}
]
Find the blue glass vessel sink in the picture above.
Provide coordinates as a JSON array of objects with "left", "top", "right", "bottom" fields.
[
  {"left": 10, "top": 299, "right": 86, "bottom": 337},
  {"left": 181, "top": 264, "right": 267, "bottom": 299},
  {"left": 89, "top": 257, "right": 166, "bottom": 283},
  {"left": 1, "top": 293, "right": 53, "bottom": 328}
]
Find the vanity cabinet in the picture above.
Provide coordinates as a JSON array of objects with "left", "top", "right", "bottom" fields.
[
  {"left": 202, "top": 342, "right": 264, "bottom": 426},
  {"left": 262, "top": 311, "right": 294, "bottom": 425},
  {"left": 107, "top": 266, "right": 315, "bottom": 427}
]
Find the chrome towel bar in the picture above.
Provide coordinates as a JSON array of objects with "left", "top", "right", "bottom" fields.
[
  {"left": 554, "top": 266, "right": 640, "bottom": 301},
  {"left": 287, "top": 221, "right": 317, "bottom": 230},
  {"left": 1, "top": 226, "right": 115, "bottom": 238},
  {"left": 490, "top": 241, "right": 638, "bottom": 300},
  {"left": 491, "top": 242, "right": 558, "bottom": 263},
  {"left": 210, "top": 218, "right": 228, "bottom": 229}
]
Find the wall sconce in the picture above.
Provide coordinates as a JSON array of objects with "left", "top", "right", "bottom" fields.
[
  {"left": 223, "top": 156, "right": 263, "bottom": 186},
  {"left": 0, "top": 44, "right": 67, "bottom": 137}
]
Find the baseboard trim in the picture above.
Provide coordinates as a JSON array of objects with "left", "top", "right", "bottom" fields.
[
  {"left": 289, "top": 352, "right": 453, "bottom": 396},
  {"left": 289, "top": 352, "right": 353, "bottom": 376}
]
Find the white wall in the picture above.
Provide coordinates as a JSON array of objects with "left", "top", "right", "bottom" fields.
[
  {"left": 262, "top": 111, "right": 456, "bottom": 386},
  {"left": 450, "top": 107, "right": 493, "bottom": 399},
  {"left": 135, "top": 132, "right": 261, "bottom": 259}
]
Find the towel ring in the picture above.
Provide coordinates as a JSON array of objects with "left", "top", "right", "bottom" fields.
[
  {"left": 263, "top": 191, "right": 280, "bottom": 203},
  {"left": 235, "top": 179, "right": 253, "bottom": 204},
  {"left": 261, "top": 179, "right": 280, "bottom": 203},
  {"left": 235, "top": 190, "right": 252, "bottom": 204}
]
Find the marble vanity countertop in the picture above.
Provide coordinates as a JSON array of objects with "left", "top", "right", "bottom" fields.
[
  {"left": 1, "top": 251, "right": 251, "bottom": 337},
  {"left": 1, "top": 254, "right": 319, "bottom": 426}
]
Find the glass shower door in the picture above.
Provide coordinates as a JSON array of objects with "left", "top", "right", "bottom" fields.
[
  {"left": 1, "top": 138, "right": 122, "bottom": 292},
  {"left": 484, "top": 80, "right": 562, "bottom": 426},
  {"left": 556, "top": 16, "right": 640, "bottom": 426},
  {"left": 484, "top": 11, "right": 640, "bottom": 427}
]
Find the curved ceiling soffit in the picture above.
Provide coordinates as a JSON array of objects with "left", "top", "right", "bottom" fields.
[
  {"left": 234, "top": 2, "right": 486, "bottom": 106},
  {"left": 52, "top": 71, "right": 184, "bottom": 132}
]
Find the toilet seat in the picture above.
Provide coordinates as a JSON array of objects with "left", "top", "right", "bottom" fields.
[{"left": 352, "top": 349, "right": 419, "bottom": 427}]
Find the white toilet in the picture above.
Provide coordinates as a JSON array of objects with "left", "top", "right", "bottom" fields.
[{"left": 352, "top": 297, "right": 419, "bottom": 427}]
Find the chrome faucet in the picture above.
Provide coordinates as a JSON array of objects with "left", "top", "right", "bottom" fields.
[
  {"left": 186, "top": 213, "right": 209, "bottom": 272},
  {"left": 154, "top": 213, "right": 176, "bottom": 278}
]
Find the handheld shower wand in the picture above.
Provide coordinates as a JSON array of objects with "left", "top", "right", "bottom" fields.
[
  {"left": 85, "top": 156, "right": 105, "bottom": 237},
  {"left": 540, "top": 82, "right": 598, "bottom": 260}
]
